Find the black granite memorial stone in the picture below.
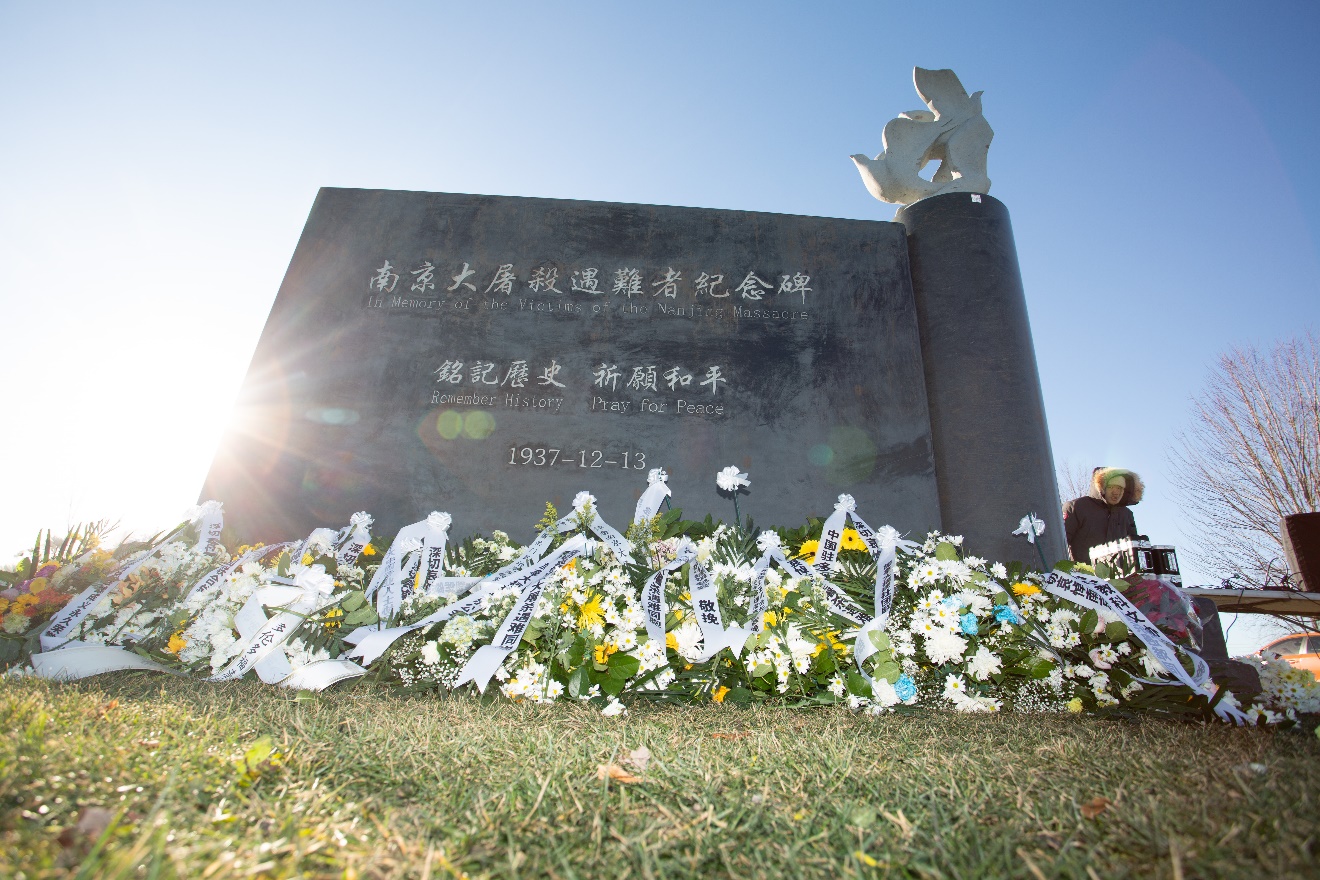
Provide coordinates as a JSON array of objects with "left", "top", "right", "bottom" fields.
[{"left": 203, "top": 189, "right": 944, "bottom": 543}]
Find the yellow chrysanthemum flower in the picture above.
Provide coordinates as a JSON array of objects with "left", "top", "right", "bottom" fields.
[
  {"left": 1066, "top": 697, "right": 1083, "bottom": 713},
  {"left": 666, "top": 632, "right": 678, "bottom": 650},
  {"left": 763, "top": 610, "right": 778, "bottom": 627},
  {"left": 0, "top": 598, "right": 9, "bottom": 613},
  {"left": 593, "top": 642, "right": 617, "bottom": 665},
  {"left": 712, "top": 685, "right": 730, "bottom": 703},
  {"left": 323, "top": 608, "right": 344, "bottom": 631},
  {"left": 28, "top": 577, "right": 49, "bottom": 594},
  {"left": 360, "top": 543, "right": 376, "bottom": 557},
  {"left": 301, "top": 553, "right": 314, "bottom": 565},
  {"left": 796, "top": 539, "right": 820, "bottom": 560},
  {"left": 577, "top": 594, "right": 605, "bottom": 629},
  {"left": 1011, "top": 582, "right": 1041, "bottom": 597},
  {"left": 166, "top": 632, "right": 187, "bottom": 655}
]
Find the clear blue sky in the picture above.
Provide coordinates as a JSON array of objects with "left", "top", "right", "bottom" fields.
[{"left": 2, "top": 2, "right": 1317, "bottom": 652}]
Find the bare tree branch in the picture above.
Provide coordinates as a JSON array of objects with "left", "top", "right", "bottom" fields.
[
  {"left": 1170, "top": 331, "right": 1320, "bottom": 585},
  {"left": 1056, "top": 459, "right": 1093, "bottom": 508}
]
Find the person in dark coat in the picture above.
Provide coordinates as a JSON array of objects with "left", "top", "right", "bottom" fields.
[{"left": 1062, "top": 467, "right": 1144, "bottom": 563}]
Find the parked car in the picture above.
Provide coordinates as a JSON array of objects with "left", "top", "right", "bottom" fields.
[{"left": 1259, "top": 633, "right": 1320, "bottom": 678}]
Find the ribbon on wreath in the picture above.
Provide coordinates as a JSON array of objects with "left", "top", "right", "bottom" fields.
[
  {"left": 30, "top": 643, "right": 176, "bottom": 680},
  {"left": 453, "top": 534, "right": 593, "bottom": 692},
  {"left": 39, "top": 502, "right": 224, "bottom": 651},
  {"left": 1040, "top": 569, "right": 1249, "bottom": 724},
  {"left": 486, "top": 492, "right": 634, "bottom": 587},
  {"left": 184, "top": 541, "right": 293, "bottom": 604},
  {"left": 209, "top": 561, "right": 365, "bottom": 688},
  {"left": 190, "top": 500, "right": 224, "bottom": 556},
  {"left": 346, "top": 493, "right": 628, "bottom": 666},
  {"left": 633, "top": 469, "right": 672, "bottom": 524},
  {"left": 334, "top": 511, "right": 374, "bottom": 566},
  {"left": 810, "top": 494, "right": 917, "bottom": 641},
  {"left": 639, "top": 537, "right": 749, "bottom": 660},
  {"left": 640, "top": 540, "right": 697, "bottom": 648},
  {"left": 766, "top": 496, "right": 918, "bottom": 685},
  {"left": 363, "top": 512, "right": 452, "bottom": 621}
]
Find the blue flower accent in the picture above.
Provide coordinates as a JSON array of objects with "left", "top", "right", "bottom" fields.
[
  {"left": 994, "top": 605, "right": 1020, "bottom": 625},
  {"left": 940, "top": 596, "right": 961, "bottom": 610},
  {"left": 960, "top": 612, "right": 979, "bottom": 635},
  {"left": 894, "top": 675, "right": 917, "bottom": 701}
]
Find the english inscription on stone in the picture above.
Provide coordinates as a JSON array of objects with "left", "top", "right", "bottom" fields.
[{"left": 203, "top": 189, "right": 941, "bottom": 542}]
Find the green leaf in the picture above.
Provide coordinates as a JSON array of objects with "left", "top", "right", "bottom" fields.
[
  {"left": 343, "top": 606, "right": 378, "bottom": 626},
  {"left": 1094, "top": 562, "right": 1111, "bottom": 579},
  {"left": 725, "top": 686, "right": 753, "bottom": 705},
  {"left": 873, "top": 661, "right": 902, "bottom": 683},
  {"left": 845, "top": 669, "right": 873, "bottom": 698},
  {"left": 867, "top": 630, "right": 892, "bottom": 652},
  {"left": 340, "top": 591, "right": 366, "bottom": 612},
  {"left": 752, "top": 662, "right": 773, "bottom": 678},
  {"left": 568, "top": 665, "right": 590, "bottom": 699},
  {"left": 934, "top": 542, "right": 959, "bottom": 561},
  {"left": 1080, "top": 609, "right": 1098, "bottom": 636},
  {"left": 600, "top": 674, "right": 626, "bottom": 696},
  {"left": 567, "top": 636, "right": 586, "bottom": 666},
  {"left": 607, "top": 653, "right": 641, "bottom": 680},
  {"left": 1105, "top": 621, "right": 1129, "bottom": 642}
]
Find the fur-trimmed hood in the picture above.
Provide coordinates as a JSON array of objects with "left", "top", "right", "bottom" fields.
[{"left": 1088, "top": 467, "right": 1144, "bottom": 506}]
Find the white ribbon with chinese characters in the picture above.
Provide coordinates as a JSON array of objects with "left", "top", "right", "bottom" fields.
[
  {"left": 806, "top": 496, "right": 919, "bottom": 682},
  {"left": 191, "top": 500, "right": 224, "bottom": 555},
  {"left": 1041, "top": 569, "right": 1248, "bottom": 724},
  {"left": 334, "top": 512, "right": 374, "bottom": 566},
  {"left": 453, "top": 534, "right": 592, "bottom": 692},
  {"left": 343, "top": 577, "right": 488, "bottom": 665},
  {"left": 488, "top": 494, "right": 633, "bottom": 584},
  {"left": 363, "top": 512, "right": 452, "bottom": 621},
  {"left": 209, "top": 564, "right": 343, "bottom": 684},
  {"left": 184, "top": 541, "right": 293, "bottom": 604},
  {"left": 640, "top": 541, "right": 697, "bottom": 648}
]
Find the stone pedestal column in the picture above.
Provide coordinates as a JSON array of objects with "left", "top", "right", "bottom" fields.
[{"left": 896, "top": 192, "right": 1065, "bottom": 566}]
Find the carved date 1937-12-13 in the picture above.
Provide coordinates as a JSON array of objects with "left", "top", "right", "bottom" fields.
[{"left": 507, "top": 447, "right": 647, "bottom": 470}]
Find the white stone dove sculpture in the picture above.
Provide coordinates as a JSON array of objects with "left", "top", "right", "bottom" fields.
[{"left": 851, "top": 67, "right": 994, "bottom": 205}]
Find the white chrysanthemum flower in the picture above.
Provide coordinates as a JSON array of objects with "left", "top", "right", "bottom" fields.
[
  {"left": 990, "top": 562, "right": 1007, "bottom": 580},
  {"left": 785, "top": 625, "right": 815, "bottom": 673},
  {"left": 601, "top": 698, "right": 627, "bottom": 716},
  {"left": 573, "top": 491, "right": 596, "bottom": 512},
  {"left": 672, "top": 621, "right": 705, "bottom": 661},
  {"left": 872, "top": 676, "right": 901, "bottom": 707},
  {"left": 756, "top": 531, "right": 783, "bottom": 553},
  {"left": 1050, "top": 608, "right": 1079, "bottom": 626},
  {"left": 828, "top": 675, "right": 847, "bottom": 697},
  {"left": 924, "top": 627, "right": 967, "bottom": 665},
  {"left": 967, "top": 646, "right": 1002, "bottom": 681}
]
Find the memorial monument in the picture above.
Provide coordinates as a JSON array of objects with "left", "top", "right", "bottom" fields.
[{"left": 202, "top": 67, "right": 1063, "bottom": 565}]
